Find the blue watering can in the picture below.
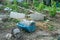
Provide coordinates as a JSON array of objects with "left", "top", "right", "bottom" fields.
[{"left": 17, "top": 20, "right": 36, "bottom": 32}]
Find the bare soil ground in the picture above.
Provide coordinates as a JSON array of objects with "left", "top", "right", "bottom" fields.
[{"left": 0, "top": 13, "right": 60, "bottom": 40}]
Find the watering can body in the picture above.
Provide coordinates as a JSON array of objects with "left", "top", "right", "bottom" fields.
[{"left": 17, "top": 22, "right": 36, "bottom": 32}]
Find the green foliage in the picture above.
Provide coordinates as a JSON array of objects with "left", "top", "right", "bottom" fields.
[
  {"left": 4, "top": 0, "right": 19, "bottom": 12},
  {"left": 20, "top": 2, "right": 29, "bottom": 8},
  {"left": 43, "top": 6, "right": 50, "bottom": 11},
  {"left": 11, "top": 4, "right": 19, "bottom": 12},
  {"left": 11, "top": 0, "right": 19, "bottom": 12},
  {"left": 57, "top": 7, "right": 60, "bottom": 11},
  {"left": 36, "top": 2, "right": 45, "bottom": 12},
  {"left": 14, "top": 0, "right": 17, "bottom": 4},
  {"left": 0, "top": 6, "right": 4, "bottom": 10},
  {"left": 12, "top": 19, "right": 20, "bottom": 23},
  {"left": 33, "top": 0, "right": 39, "bottom": 7},
  {"left": 8, "top": 18, "right": 20, "bottom": 23},
  {"left": 48, "top": 25, "right": 55, "bottom": 31},
  {"left": 49, "top": 2, "right": 56, "bottom": 17},
  {"left": 5, "top": 0, "right": 11, "bottom": 8}
]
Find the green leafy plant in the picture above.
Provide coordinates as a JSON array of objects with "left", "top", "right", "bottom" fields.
[
  {"left": 33, "top": 0, "right": 39, "bottom": 7},
  {"left": 20, "top": 2, "right": 29, "bottom": 8},
  {"left": 57, "top": 7, "right": 60, "bottom": 11},
  {"left": 36, "top": 2, "right": 45, "bottom": 12},
  {"left": 0, "top": 6, "right": 4, "bottom": 10},
  {"left": 4, "top": 0, "right": 11, "bottom": 8},
  {"left": 49, "top": 2, "right": 56, "bottom": 17},
  {"left": 11, "top": 0, "right": 19, "bottom": 12}
]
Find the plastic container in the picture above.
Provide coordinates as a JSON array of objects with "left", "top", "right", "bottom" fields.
[
  {"left": 30, "top": 13, "right": 45, "bottom": 20},
  {"left": 10, "top": 12, "right": 25, "bottom": 19}
]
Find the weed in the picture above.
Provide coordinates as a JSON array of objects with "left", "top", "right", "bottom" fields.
[
  {"left": 49, "top": 2, "right": 56, "bottom": 17},
  {"left": 36, "top": 2, "right": 45, "bottom": 12},
  {"left": 5, "top": 0, "right": 11, "bottom": 8},
  {"left": 48, "top": 25, "right": 55, "bottom": 31},
  {"left": 21, "top": 2, "right": 29, "bottom": 8},
  {"left": 11, "top": 0, "right": 19, "bottom": 12}
]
